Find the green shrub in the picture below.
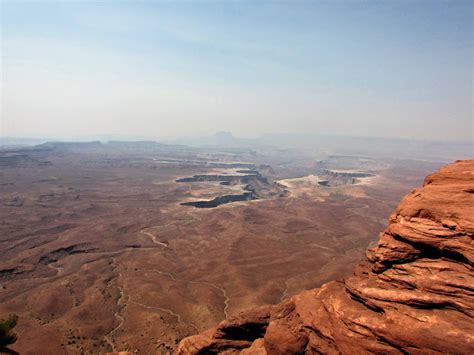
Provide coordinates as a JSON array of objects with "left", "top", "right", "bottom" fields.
[{"left": 0, "top": 314, "right": 18, "bottom": 347}]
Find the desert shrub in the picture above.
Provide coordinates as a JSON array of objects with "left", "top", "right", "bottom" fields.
[{"left": 0, "top": 314, "right": 18, "bottom": 347}]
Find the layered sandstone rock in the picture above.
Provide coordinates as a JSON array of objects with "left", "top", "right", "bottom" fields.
[{"left": 178, "top": 160, "right": 474, "bottom": 354}]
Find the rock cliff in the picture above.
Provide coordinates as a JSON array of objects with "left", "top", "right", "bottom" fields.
[{"left": 177, "top": 160, "right": 474, "bottom": 354}]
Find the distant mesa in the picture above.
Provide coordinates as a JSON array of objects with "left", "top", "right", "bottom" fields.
[
  {"left": 37, "top": 140, "right": 165, "bottom": 150},
  {"left": 200, "top": 131, "right": 237, "bottom": 145},
  {"left": 177, "top": 169, "right": 286, "bottom": 208},
  {"left": 278, "top": 167, "right": 376, "bottom": 191},
  {"left": 317, "top": 169, "right": 375, "bottom": 186},
  {"left": 211, "top": 131, "right": 236, "bottom": 141},
  {"left": 38, "top": 141, "right": 104, "bottom": 150},
  {"left": 174, "top": 131, "right": 255, "bottom": 148},
  {"left": 105, "top": 140, "right": 162, "bottom": 148}
]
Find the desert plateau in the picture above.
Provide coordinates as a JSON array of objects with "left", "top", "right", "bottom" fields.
[
  {"left": 1, "top": 1, "right": 472, "bottom": 353},
  {"left": 0, "top": 140, "right": 462, "bottom": 354}
]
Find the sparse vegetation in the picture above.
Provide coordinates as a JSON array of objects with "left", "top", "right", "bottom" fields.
[{"left": 0, "top": 314, "right": 18, "bottom": 347}]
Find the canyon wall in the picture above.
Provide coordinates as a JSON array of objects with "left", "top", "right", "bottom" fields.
[{"left": 178, "top": 160, "right": 474, "bottom": 354}]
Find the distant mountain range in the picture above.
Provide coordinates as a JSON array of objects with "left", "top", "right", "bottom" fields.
[
  {"left": 172, "top": 131, "right": 472, "bottom": 162},
  {"left": 2, "top": 131, "right": 471, "bottom": 162}
]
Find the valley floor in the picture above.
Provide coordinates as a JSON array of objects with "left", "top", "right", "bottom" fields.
[{"left": 0, "top": 143, "right": 443, "bottom": 353}]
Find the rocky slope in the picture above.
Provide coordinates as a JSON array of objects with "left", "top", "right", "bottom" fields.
[{"left": 178, "top": 160, "right": 474, "bottom": 354}]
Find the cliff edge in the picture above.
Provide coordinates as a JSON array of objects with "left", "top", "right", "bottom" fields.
[{"left": 178, "top": 160, "right": 474, "bottom": 354}]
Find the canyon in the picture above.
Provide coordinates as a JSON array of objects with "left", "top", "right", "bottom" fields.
[
  {"left": 0, "top": 142, "right": 454, "bottom": 353},
  {"left": 178, "top": 160, "right": 474, "bottom": 354},
  {"left": 177, "top": 170, "right": 287, "bottom": 208}
]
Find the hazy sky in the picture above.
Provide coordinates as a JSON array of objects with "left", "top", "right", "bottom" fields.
[{"left": 1, "top": 1, "right": 472, "bottom": 141}]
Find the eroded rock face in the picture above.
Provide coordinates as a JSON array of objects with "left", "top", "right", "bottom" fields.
[
  {"left": 177, "top": 160, "right": 474, "bottom": 354},
  {"left": 318, "top": 169, "right": 375, "bottom": 186}
]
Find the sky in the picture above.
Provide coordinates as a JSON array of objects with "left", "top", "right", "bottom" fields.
[{"left": 1, "top": 0, "right": 472, "bottom": 141}]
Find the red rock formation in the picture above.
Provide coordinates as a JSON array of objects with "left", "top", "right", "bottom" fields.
[{"left": 177, "top": 160, "right": 474, "bottom": 354}]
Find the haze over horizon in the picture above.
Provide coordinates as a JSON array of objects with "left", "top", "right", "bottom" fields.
[{"left": 1, "top": 1, "right": 472, "bottom": 142}]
